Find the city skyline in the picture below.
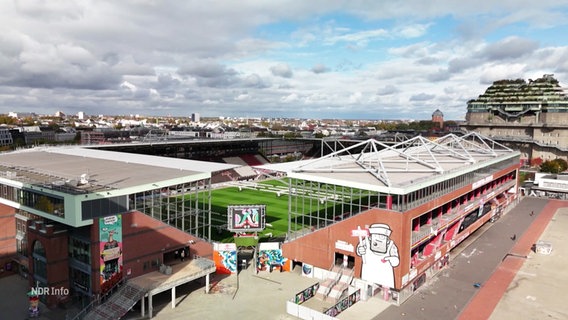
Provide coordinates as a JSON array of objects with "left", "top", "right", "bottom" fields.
[{"left": 1, "top": 1, "right": 568, "bottom": 120}]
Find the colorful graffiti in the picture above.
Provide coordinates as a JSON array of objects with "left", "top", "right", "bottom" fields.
[
  {"left": 302, "top": 263, "right": 313, "bottom": 277},
  {"left": 324, "top": 289, "right": 361, "bottom": 317},
  {"left": 227, "top": 205, "right": 266, "bottom": 232},
  {"left": 257, "top": 249, "right": 287, "bottom": 272},
  {"left": 220, "top": 250, "right": 237, "bottom": 273},
  {"left": 213, "top": 243, "right": 237, "bottom": 274},
  {"left": 294, "top": 283, "right": 319, "bottom": 305},
  {"left": 99, "top": 215, "right": 123, "bottom": 292}
]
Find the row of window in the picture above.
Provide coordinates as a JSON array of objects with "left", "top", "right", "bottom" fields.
[
  {"left": 288, "top": 180, "right": 379, "bottom": 236},
  {"left": 128, "top": 180, "right": 211, "bottom": 239},
  {"left": 287, "top": 158, "right": 518, "bottom": 239},
  {"left": 0, "top": 183, "right": 65, "bottom": 217},
  {"left": 396, "top": 157, "right": 517, "bottom": 212}
]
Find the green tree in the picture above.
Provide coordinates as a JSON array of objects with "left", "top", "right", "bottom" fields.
[
  {"left": 283, "top": 132, "right": 301, "bottom": 139},
  {"left": 552, "top": 158, "right": 568, "bottom": 172},
  {"left": 0, "top": 116, "right": 17, "bottom": 125},
  {"left": 540, "top": 160, "right": 563, "bottom": 173}
]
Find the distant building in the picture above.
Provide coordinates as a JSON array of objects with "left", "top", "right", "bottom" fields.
[
  {"left": 431, "top": 109, "right": 444, "bottom": 129},
  {"left": 192, "top": 113, "right": 200, "bottom": 123},
  {"left": 0, "top": 128, "right": 13, "bottom": 146},
  {"left": 521, "top": 173, "right": 568, "bottom": 200},
  {"left": 8, "top": 112, "right": 36, "bottom": 119},
  {"left": 77, "top": 112, "right": 85, "bottom": 120},
  {"left": 462, "top": 74, "right": 568, "bottom": 163}
]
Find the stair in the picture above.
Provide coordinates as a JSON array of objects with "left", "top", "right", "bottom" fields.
[
  {"left": 83, "top": 283, "right": 145, "bottom": 320},
  {"left": 327, "top": 268, "right": 354, "bottom": 302},
  {"left": 316, "top": 265, "right": 343, "bottom": 300}
]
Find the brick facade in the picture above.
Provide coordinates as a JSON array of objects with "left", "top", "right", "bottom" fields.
[{"left": 0, "top": 203, "right": 16, "bottom": 276}]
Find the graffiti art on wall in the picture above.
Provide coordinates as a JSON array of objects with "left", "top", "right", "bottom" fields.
[
  {"left": 219, "top": 250, "right": 237, "bottom": 273},
  {"left": 356, "top": 223, "right": 400, "bottom": 288},
  {"left": 294, "top": 283, "right": 319, "bottom": 305},
  {"left": 213, "top": 243, "right": 237, "bottom": 274},
  {"left": 324, "top": 289, "right": 361, "bottom": 317},
  {"left": 99, "top": 215, "right": 123, "bottom": 290},
  {"left": 257, "top": 249, "right": 287, "bottom": 272},
  {"left": 302, "top": 263, "right": 313, "bottom": 278}
]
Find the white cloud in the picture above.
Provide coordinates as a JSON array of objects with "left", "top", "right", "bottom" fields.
[
  {"left": 281, "top": 93, "right": 299, "bottom": 102},
  {"left": 0, "top": 1, "right": 567, "bottom": 119},
  {"left": 234, "top": 93, "right": 250, "bottom": 101},
  {"left": 270, "top": 63, "right": 293, "bottom": 78}
]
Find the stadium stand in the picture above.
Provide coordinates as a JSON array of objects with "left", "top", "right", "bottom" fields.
[
  {"left": 222, "top": 156, "right": 248, "bottom": 166},
  {"left": 254, "top": 154, "right": 268, "bottom": 164},
  {"left": 239, "top": 154, "right": 267, "bottom": 166},
  {"left": 233, "top": 166, "right": 257, "bottom": 179},
  {"left": 221, "top": 156, "right": 259, "bottom": 179},
  {"left": 211, "top": 169, "right": 238, "bottom": 184}
]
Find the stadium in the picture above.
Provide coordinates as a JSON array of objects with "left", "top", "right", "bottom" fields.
[
  {"left": 208, "top": 131, "right": 520, "bottom": 305},
  {"left": 0, "top": 132, "right": 520, "bottom": 318}
]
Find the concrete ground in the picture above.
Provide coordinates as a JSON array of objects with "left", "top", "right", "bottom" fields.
[
  {"left": 1, "top": 197, "right": 567, "bottom": 320},
  {"left": 489, "top": 205, "right": 568, "bottom": 320},
  {"left": 126, "top": 266, "right": 318, "bottom": 320},
  {"left": 0, "top": 273, "right": 76, "bottom": 320}
]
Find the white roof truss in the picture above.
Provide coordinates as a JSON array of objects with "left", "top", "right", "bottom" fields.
[{"left": 293, "top": 132, "right": 514, "bottom": 188}]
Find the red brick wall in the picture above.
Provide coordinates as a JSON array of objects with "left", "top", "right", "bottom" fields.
[
  {"left": 91, "top": 211, "right": 214, "bottom": 293},
  {"left": 27, "top": 223, "right": 69, "bottom": 308},
  {"left": 283, "top": 208, "right": 404, "bottom": 282},
  {"left": 0, "top": 203, "right": 16, "bottom": 273},
  {"left": 283, "top": 164, "right": 519, "bottom": 290}
]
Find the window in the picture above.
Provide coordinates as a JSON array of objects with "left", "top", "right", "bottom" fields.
[
  {"left": 20, "top": 189, "right": 64, "bottom": 217},
  {"left": 32, "top": 241, "right": 47, "bottom": 280},
  {"left": 69, "top": 238, "right": 91, "bottom": 265},
  {"left": 33, "top": 240, "right": 45, "bottom": 257}
]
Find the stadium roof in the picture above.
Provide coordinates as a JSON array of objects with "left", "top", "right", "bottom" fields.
[
  {"left": 255, "top": 132, "right": 519, "bottom": 193},
  {"left": 0, "top": 146, "right": 239, "bottom": 193}
]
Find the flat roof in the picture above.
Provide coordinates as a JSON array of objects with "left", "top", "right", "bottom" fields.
[{"left": 0, "top": 146, "right": 239, "bottom": 192}]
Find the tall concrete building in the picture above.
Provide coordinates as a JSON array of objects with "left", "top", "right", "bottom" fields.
[{"left": 462, "top": 74, "right": 568, "bottom": 164}]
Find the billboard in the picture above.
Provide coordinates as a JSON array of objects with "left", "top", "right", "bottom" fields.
[
  {"left": 99, "top": 215, "right": 123, "bottom": 291},
  {"left": 227, "top": 205, "right": 266, "bottom": 232}
]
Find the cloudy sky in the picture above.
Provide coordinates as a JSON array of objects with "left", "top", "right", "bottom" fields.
[{"left": 2, "top": 1, "right": 568, "bottom": 120}]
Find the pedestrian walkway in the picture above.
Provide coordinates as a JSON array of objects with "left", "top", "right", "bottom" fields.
[
  {"left": 0, "top": 274, "right": 77, "bottom": 320},
  {"left": 460, "top": 199, "right": 568, "bottom": 320},
  {"left": 376, "top": 196, "right": 549, "bottom": 320}
]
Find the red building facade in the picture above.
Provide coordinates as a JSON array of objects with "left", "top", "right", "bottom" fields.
[{"left": 282, "top": 133, "right": 520, "bottom": 304}]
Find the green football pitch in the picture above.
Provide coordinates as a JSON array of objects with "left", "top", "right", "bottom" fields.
[
  {"left": 209, "top": 184, "right": 290, "bottom": 242},
  {"left": 199, "top": 179, "right": 366, "bottom": 242}
]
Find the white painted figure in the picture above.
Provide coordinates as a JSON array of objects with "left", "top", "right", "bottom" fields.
[{"left": 356, "top": 223, "right": 400, "bottom": 288}]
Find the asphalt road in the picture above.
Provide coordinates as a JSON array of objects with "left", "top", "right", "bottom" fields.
[{"left": 375, "top": 197, "right": 548, "bottom": 320}]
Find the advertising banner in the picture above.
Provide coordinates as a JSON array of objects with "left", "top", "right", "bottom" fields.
[{"left": 99, "top": 215, "right": 123, "bottom": 290}]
